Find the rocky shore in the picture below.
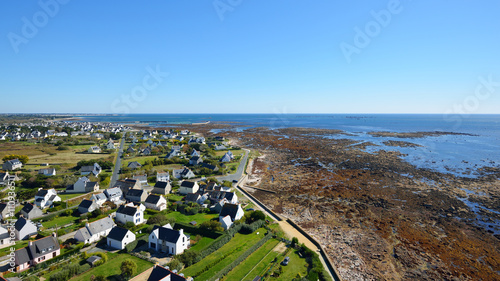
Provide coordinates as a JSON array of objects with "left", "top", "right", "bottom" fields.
[{"left": 151, "top": 124, "right": 500, "bottom": 280}]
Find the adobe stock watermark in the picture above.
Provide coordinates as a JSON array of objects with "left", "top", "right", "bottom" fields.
[
  {"left": 111, "top": 65, "right": 169, "bottom": 114},
  {"left": 213, "top": 0, "right": 243, "bottom": 21},
  {"left": 7, "top": 0, "right": 70, "bottom": 54},
  {"left": 5, "top": 182, "right": 17, "bottom": 272},
  {"left": 444, "top": 74, "right": 499, "bottom": 129},
  {"left": 269, "top": 106, "right": 290, "bottom": 129},
  {"left": 339, "top": 0, "right": 404, "bottom": 64}
]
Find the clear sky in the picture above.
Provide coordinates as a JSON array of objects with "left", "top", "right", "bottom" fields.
[{"left": 1, "top": 1, "right": 499, "bottom": 114}]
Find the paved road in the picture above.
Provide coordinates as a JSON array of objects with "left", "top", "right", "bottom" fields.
[
  {"left": 109, "top": 133, "right": 126, "bottom": 188},
  {"left": 216, "top": 149, "right": 249, "bottom": 183}
]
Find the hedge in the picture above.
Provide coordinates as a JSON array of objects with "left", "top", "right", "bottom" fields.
[
  {"left": 208, "top": 233, "right": 273, "bottom": 281},
  {"left": 173, "top": 222, "right": 224, "bottom": 239}
]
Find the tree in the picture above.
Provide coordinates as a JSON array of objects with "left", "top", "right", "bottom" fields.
[
  {"left": 2, "top": 154, "right": 29, "bottom": 164},
  {"left": 200, "top": 220, "right": 224, "bottom": 232},
  {"left": 120, "top": 259, "right": 137, "bottom": 280},
  {"left": 292, "top": 237, "right": 299, "bottom": 247}
]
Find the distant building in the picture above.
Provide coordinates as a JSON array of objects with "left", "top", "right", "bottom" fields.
[
  {"left": 38, "top": 168, "right": 56, "bottom": 176},
  {"left": 2, "top": 159, "right": 22, "bottom": 171},
  {"left": 179, "top": 181, "right": 199, "bottom": 195}
]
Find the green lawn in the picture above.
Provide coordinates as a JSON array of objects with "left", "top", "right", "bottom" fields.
[
  {"left": 182, "top": 228, "right": 268, "bottom": 280},
  {"left": 167, "top": 211, "right": 218, "bottom": 225},
  {"left": 39, "top": 215, "right": 78, "bottom": 229},
  {"left": 189, "top": 236, "right": 215, "bottom": 252},
  {"left": 58, "top": 193, "right": 87, "bottom": 201},
  {"left": 223, "top": 239, "right": 281, "bottom": 281},
  {"left": 70, "top": 253, "right": 153, "bottom": 281},
  {"left": 215, "top": 149, "right": 245, "bottom": 157},
  {"left": 268, "top": 250, "right": 309, "bottom": 281},
  {"left": 123, "top": 156, "right": 159, "bottom": 166},
  {"left": 0, "top": 240, "right": 29, "bottom": 257}
]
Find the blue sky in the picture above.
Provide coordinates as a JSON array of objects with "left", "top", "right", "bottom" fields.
[{"left": 1, "top": 0, "right": 499, "bottom": 114}]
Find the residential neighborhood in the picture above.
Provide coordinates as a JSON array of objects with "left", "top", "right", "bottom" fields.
[{"left": 0, "top": 119, "right": 329, "bottom": 281}]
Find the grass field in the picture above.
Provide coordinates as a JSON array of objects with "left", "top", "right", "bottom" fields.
[
  {"left": 166, "top": 211, "right": 218, "bottom": 225},
  {"left": 268, "top": 249, "right": 309, "bottom": 280},
  {"left": 123, "top": 156, "right": 159, "bottom": 166},
  {"left": 39, "top": 215, "right": 78, "bottom": 229},
  {"left": 58, "top": 193, "right": 88, "bottom": 201},
  {"left": 0, "top": 240, "right": 29, "bottom": 257},
  {"left": 70, "top": 253, "right": 153, "bottom": 281},
  {"left": 223, "top": 239, "right": 281, "bottom": 281},
  {"left": 181, "top": 228, "right": 268, "bottom": 280},
  {"left": 189, "top": 236, "right": 215, "bottom": 252},
  {"left": 214, "top": 149, "right": 245, "bottom": 157}
]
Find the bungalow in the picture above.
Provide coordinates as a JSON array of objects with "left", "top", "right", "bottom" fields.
[
  {"left": 78, "top": 199, "right": 98, "bottom": 214},
  {"left": 125, "top": 189, "right": 148, "bottom": 203},
  {"left": 156, "top": 171, "right": 170, "bottom": 182},
  {"left": 173, "top": 167, "right": 195, "bottom": 179},
  {"left": 152, "top": 181, "right": 171, "bottom": 195},
  {"left": 14, "top": 233, "right": 60, "bottom": 272},
  {"left": 218, "top": 203, "right": 244, "bottom": 230},
  {"left": 14, "top": 217, "right": 38, "bottom": 240},
  {"left": 104, "top": 187, "right": 124, "bottom": 204},
  {"left": 38, "top": 168, "right": 56, "bottom": 176},
  {"left": 179, "top": 181, "right": 199, "bottom": 195},
  {"left": 3, "top": 159, "right": 23, "bottom": 171},
  {"left": 106, "top": 139, "right": 116, "bottom": 149},
  {"left": 107, "top": 226, "right": 136, "bottom": 250},
  {"left": 116, "top": 203, "right": 144, "bottom": 225},
  {"left": 88, "top": 146, "right": 102, "bottom": 153},
  {"left": 74, "top": 216, "right": 116, "bottom": 244},
  {"left": 206, "top": 191, "right": 238, "bottom": 204},
  {"left": 146, "top": 264, "right": 193, "bottom": 281},
  {"left": 90, "top": 193, "right": 107, "bottom": 206},
  {"left": 67, "top": 177, "right": 100, "bottom": 193},
  {"left": 34, "top": 188, "right": 61, "bottom": 209},
  {"left": 128, "top": 161, "right": 142, "bottom": 170},
  {"left": 148, "top": 225, "right": 189, "bottom": 255},
  {"left": 189, "top": 156, "right": 203, "bottom": 166},
  {"left": 20, "top": 203, "right": 43, "bottom": 220},
  {"left": 220, "top": 151, "right": 234, "bottom": 162},
  {"left": 80, "top": 163, "right": 102, "bottom": 176},
  {"left": 144, "top": 194, "right": 167, "bottom": 211}
]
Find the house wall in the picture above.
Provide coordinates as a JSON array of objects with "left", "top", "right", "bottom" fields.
[{"left": 32, "top": 249, "right": 60, "bottom": 265}]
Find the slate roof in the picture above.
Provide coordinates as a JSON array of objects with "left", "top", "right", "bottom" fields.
[
  {"left": 21, "top": 203, "right": 37, "bottom": 214},
  {"left": 147, "top": 265, "right": 188, "bottom": 281},
  {"left": 91, "top": 193, "right": 107, "bottom": 201},
  {"left": 152, "top": 225, "right": 181, "bottom": 243},
  {"left": 0, "top": 203, "right": 7, "bottom": 214},
  {"left": 154, "top": 181, "right": 170, "bottom": 189},
  {"left": 85, "top": 217, "right": 115, "bottom": 237},
  {"left": 117, "top": 205, "right": 139, "bottom": 216},
  {"left": 86, "top": 256, "right": 102, "bottom": 264},
  {"left": 14, "top": 248, "right": 31, "bottom": 265},
  {"left": 145, "top": 194, "right": 162, "bottom": 204},
  {"left": 180, "top": 181, "right": 195, "bottom": 188},
  {"left": 79, "top": 199, "right": 94, "bottom": 209},
  {"left": 35, "top": 189, "right": 48, "bottom": 197},
  {"left": 14, "top": 217, "right": 29, "bottom": 231},
  {"left": 107, "top": 226, "right": 130, "bottom": 241},
  {"left": 126, "top": 189, "right": 146, "bottom": 197},
  {"left": 28, "top": 235, "right": 60, "bottom": 259},
  {"left": 219, "top": 203, "right": 240, "bottom": 221},
  {"left": 185, "top": 193, "right": 200, "bottom": 202}
]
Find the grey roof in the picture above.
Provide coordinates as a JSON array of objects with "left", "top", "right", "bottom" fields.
[
  {"left": 86, "top": 217, "right": 115, "bottom": 235},
  {"left": 36, "top": 189, "right": 48, "bottom": 197},
  {"left": 92, "top": 193, "right": 107, "bottom": 201},
  {"left": 14, "top": 217, "right": 29, "bottom": 231},
  {"left": 28, "top": 235, "right": 60, "bottom": 259},
  {"left": 0, "top": 202, "right": 8, "bottom": 213},
  {"left": 154, "top": 181, "right": 170, "bottom": 189},
  {"left": 79, "top": 199, "right": 94, "bottom": 209},
  {"left": 80, "top": 165, "right": 95, "bottom": 172},
  {"left": 126, "top": 189, "right": 146, "bottom": 198},
  {"left": 14, "top": 248, "right": 31, "bottom": 265},
  {"left": 86, "top": 256, "right": 102, "bottom": 264},
  {"left": 185, "top": 193, "right": 200, "bottom": 202},
  {"left": 107, "top": 226, "right": 130, "bottom": 241},
  {"left": 105, "top": 187, "right": 123, "bottom": 198},
  {"left": 21, "top": 203, "right": 39, "bottom": 214},
  {"left": 148, "top": 265, "right": 188, "bottom": 281}
]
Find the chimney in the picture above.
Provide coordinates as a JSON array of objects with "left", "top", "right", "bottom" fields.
[
  {"left": 52, "top": 232, "right": 57, "bottom": 238},
  {"left": 179, "top": 229, "right": 183, "bottom": 235},
  {"left": 28, "top": 240, "right": 33, "bottom": 246}
]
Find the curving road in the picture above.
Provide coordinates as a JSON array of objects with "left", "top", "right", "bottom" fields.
[{"left": 216, "top": 149, "right": 249, "bottom": 183}]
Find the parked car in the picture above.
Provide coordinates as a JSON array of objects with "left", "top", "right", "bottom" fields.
[{"left": 282, "top": 256, "right": 290, "bottom": 265}]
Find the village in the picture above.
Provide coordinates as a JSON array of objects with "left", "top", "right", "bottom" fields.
[{"left": 0, "top": 119, "right": 332, "bottom": 281}]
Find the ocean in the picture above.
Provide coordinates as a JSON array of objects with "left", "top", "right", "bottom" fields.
[{"left": 75, "top": 114, "right": 500, "bottom": 178}]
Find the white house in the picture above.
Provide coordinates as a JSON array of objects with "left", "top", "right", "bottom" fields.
[
  {"left": 80, "top": 163, "right": 102, "bottom": 176},
  {"left": 179, "top": 181, "right": 199, "bottom": 195},
  {"left": 2, "top": 159, "right": 23, "bottom": 171},
  {"left": 116, "top": 203, "right": 144, "bottom": 225},
  {"left": 144, "top": 194, "right": 167, "bottom": 211},
  {"left": 38, "top": 168, "right": 56, "bottom": 176},
  {"left": 149, "top": 225, "right": 189, "bottom": 255},
  {"left": 156, "top": 171, "right": 170, "bottom": 182},
  {"left": 90, "top": 193, "right": 107, "bottom": 207},
  {"left": 218, "top": 203, "right": 244, "bottom": 230},
  {"left": 104, "top": 187, "right": 124, "bottom": 203},
  {"left": 107, "top": 226, "right": 136, "bottom": 250},
  {"left": 88, "top": 146, "right": 101, "bottom": 153},
  {"left": 74, "top": 216, "right": 116, "bottom": 244},
  {"left": 14, "top": 217, "right": 38, "bottom": 240},
  {"left": 67, "top": 177, "right": 99, "bottom": 193},
  {"left": 34, "top": 189, "right": 61, "bottom": 209}
]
